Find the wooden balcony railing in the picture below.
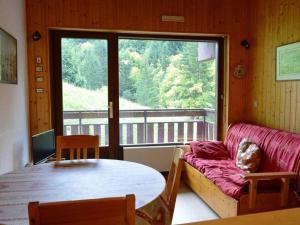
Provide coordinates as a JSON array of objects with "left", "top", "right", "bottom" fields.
[{"left": 63, "top": 109, "right": 216, "bottom": 146}]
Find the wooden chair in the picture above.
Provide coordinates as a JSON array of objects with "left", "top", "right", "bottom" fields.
[
  {"left": 163, "top": 147, "right": 184, "bottom": 219},
  {"left": 136, "top": 147, "right": 184, "bottom": 225},
  {"left": 28, "top": 194, "right": 135, "bottom": 225},
  {"left": 56, "top": 135, "right": 99, "bottom": 161}
]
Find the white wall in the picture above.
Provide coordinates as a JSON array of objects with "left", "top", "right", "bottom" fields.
[
  {"left": 124, "top": 146, "right": 175, "bottom": 172},
  {"left": 0, "top": 0, "right": 29, "bottom": 174}
]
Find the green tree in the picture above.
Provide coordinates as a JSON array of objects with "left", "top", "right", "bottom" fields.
[
  {"left": 77, "top": 40, "right": 108, "bottom": 90},
  {"left": 62, "top": 39, "right": 108, "bottom": 90},
  {"left": 62, "top": 39, "right": 86, "bottom": 87},
  {"left": 159, "top": 42, "right": 216, "bottom": 109},
  {"left": 126, "top": 50, "right": 163, "bottom": 108}
]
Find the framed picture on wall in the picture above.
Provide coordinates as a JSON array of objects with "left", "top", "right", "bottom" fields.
[
  {"left": 276, "top": 41, "right": 300, "bottom": 81},
  {"left": 0, "top": 28, "right": 17, "bottom": 84}
]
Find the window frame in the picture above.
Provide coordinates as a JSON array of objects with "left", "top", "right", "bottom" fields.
[{"left": 50, "top": 30, "right": 225, "bottom": 159}]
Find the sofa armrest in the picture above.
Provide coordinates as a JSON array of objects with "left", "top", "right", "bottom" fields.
[
  {"left": 241, "top": 172, "right": 297, "bottom": 209},
  {"left": 241, "top": 172, "right": 297, "bottom": 180}
]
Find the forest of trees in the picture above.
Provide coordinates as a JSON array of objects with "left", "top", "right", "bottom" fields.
[{"left": 62, "top": 38, "right": 217, "bottom": 110}]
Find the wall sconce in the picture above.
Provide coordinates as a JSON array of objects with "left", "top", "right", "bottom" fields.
[
  {"left": 32, "top": 31, "right": 41, "bottom": 41},
  {"left": 240, "top": 40, "right": 250, "bottom": 49}
]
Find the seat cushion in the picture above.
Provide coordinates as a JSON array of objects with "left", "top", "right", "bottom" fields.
[{"left": 184, "top": 152, "right": 248, "bottom": 199}]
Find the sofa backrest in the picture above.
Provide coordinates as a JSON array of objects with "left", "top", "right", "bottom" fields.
[
  {"left": 224, "top": 123, "right": 300, "bottom": 173},
  {"left": 224, "top": 123, "right": 272, "bottom": 161}
]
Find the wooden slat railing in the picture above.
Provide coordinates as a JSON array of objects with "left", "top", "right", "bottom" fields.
[{"left": 63, "top": 109, "right": 216, "bottom": 146}]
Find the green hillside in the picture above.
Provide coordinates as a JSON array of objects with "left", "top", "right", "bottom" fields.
[{"left": 63, "top": 82, "right": 149, "bottom": 111}]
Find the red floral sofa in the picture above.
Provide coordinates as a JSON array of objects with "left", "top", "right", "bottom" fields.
[{"left": 182, "top": 123, "right": 300, "bottom": 217}]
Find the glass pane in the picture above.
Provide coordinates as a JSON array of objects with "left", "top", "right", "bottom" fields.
[
  {"left": 61, "top": 38, "right": 108, "bottom": 146},
  {"left": 119, "top": 39, "right": 218, "bottom": 145}
]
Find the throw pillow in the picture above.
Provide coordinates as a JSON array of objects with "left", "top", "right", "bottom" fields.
[
  {"left": 236, "top": 138, "right": 261, "bottom": 173},
  {"left": 190, "top": 141, "right": 229, "bottom": 160}
]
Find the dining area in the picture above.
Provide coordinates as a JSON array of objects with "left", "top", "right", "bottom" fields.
[
  {"left": 0, "top": 135, "right": 184, "bottom": 225},
  {"left": 0, "top": 160, "right": 163, "bottom": 225},
  {"left": 1, "top": 134, "right": 300, "bottom": 225}
]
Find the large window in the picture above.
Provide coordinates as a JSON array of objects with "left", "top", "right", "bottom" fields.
[
  {"left": 52, "top": 31, "right": 222, "bottom": 158},
  {"left": 119, "top": 38, "right": 219, "bottom": 145}
]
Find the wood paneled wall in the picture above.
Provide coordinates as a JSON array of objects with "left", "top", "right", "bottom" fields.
[
  {"left": 247, "top": 0, "right": 300, "bottom": 133},
  {"left": 26, "top": 0, "right": 250, "bottom": 136}
]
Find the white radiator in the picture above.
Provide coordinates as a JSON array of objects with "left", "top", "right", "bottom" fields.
[{"left": 123, "top": 146, "right": 176, "bottom": 172}]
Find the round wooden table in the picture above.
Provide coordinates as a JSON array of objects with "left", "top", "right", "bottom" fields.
[{"left": 0, "top": 159, "right": 166, "bottom": 225}]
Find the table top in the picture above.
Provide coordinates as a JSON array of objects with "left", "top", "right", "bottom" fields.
[
  {"left": 178, "top": 208, "right": 300, "bottom": 225},
  {"left": 0, "top": 159, "right": 165, "bottom": 225}
]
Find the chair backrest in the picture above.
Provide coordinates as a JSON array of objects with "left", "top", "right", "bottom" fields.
[
  {"left": 164, "top": 147, "right": 184, "bottom": 219},
  {"left": 28, "top": 194, "right": 135, "bottom": 225},
  {"left": 56, "top": 135, "right": 99, "bottom": 161}
]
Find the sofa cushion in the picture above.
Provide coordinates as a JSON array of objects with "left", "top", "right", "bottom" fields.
[
  {"left": 184, "top": 152, "right": 248, "bottom": 199},
  {"left": 190, "top": 141, "right": 229, "bottom": 160},
  {"left": 260, "top": 131, "right": 300, "bottom": 173},
  {"left": 225, "top": 123, "right": 300, "bottom": 174},
  {"left": 224, "top": 123, "right": 271, "bottom": 160},
  {"left": 236, "top": 138, "right": 261, "bottom": 172}
]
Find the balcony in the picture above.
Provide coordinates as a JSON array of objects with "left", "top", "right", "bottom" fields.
[{"left": 63, "top": 109, "right": 216, "bottom": 146}]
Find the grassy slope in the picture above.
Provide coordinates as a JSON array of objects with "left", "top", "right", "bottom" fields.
[{"left": 63, "top": 82, "right": 148, "bottom": 110}]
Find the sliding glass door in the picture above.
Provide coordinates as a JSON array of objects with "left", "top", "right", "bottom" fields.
[
  {"left": 52, "top": 32, "right": 120, "bottom": 158},
  {"left": 61, "top": 38, "right": 109, "bottom": 143},
  {"left": 51, "top": 32, "right": 223, "bottom": 159}
]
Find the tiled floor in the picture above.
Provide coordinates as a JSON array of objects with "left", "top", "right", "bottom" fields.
[{"left": 172, "top": 183, "right": 219, "bottom": 225}]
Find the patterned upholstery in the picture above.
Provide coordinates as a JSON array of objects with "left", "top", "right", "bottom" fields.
[
  {"left": 184, "top": 123, "right": 300, "bottom": 199},
  {"left": 136, "top": 195, "right": 171, "bottom": 225}
]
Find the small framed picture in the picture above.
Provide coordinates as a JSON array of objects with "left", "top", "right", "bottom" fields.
[
  {"left": 0, "top": 28, "right": 17, "bottom": 84},
  {"left": 276, "top": 41, "right": 300, "bottom": 81}
]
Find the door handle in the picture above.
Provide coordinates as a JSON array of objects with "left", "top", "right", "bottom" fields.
[{"left": 109, "top": 101, "right": 113, "bottom": 119}]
